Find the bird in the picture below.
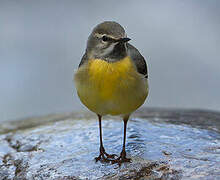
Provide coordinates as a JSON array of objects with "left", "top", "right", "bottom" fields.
[{"left": 74, "top": 21, "right": 149, "bottom": 164}]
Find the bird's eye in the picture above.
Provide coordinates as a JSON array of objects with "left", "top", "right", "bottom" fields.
[{"left": 102, "top": 36, "right": 108, "bottom": 42}]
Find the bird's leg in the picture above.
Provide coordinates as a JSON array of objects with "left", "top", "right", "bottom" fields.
[
  {"left": 120, "top": 116, "right": 131, "bottom": 161},
  {"left": 112, "top": 116, "right": 131, "bottom": 165},
  {"left": 95, "top": 115, "right": 117, "bottom": 162}
]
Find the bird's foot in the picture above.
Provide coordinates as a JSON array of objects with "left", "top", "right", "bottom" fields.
[
  {"left": 111, "top": 150, "right": 131, "bottom": 165},
  {"left": 104, "top": 152, "right": 118, "bottom": 159},
  {"left": 95, "top": 146, "right": 118, "bottom": 162}
]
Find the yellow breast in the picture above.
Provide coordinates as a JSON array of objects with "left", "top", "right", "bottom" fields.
[
  {"left": 88, "top": 56, "right": 136, "bottom": 100},
  {"left": 74, "top": 56, "right": 148, "bottom": 116}
]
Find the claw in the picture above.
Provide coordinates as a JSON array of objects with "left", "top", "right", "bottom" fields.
[
  {"left": 111, "top": 150, "right": 131, "bottom": 165},
  {"left": 103, "top": 152, "right": 118, "bottom": 159},
  {"left": 111, "top": 156, "right": 131, "bottom": 166},
  {"left": 95, "top": 148, "right": 118, "bottom": 163},
  {"left": 95, "top": 154, "right": 102, "bottom": 162}
]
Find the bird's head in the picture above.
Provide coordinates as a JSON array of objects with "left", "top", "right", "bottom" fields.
[{"left": 86, "top": 21, "right": 131, "bottom": 61}]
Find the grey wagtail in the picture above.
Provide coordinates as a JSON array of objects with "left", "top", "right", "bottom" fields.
[{"left": 74, "top": 21, "right": 149, "bottom": 164}]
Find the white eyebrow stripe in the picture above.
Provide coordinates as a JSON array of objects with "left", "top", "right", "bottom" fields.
[
  {"left": 94, "top": 33, "right": 103, "bottom": 38},
  {"left": 94, "top": 33, "right": 118, "bottom": 40}
]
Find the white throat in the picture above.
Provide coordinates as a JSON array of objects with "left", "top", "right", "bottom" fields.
[{"left": 100, "top": 43, "right": 117, "bottom": 57}]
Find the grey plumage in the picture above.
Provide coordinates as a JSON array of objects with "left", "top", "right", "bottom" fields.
[
  {"left": 127, "top": 43, "right": 148, "bottom": 78},
  {"left": 92, "top": 21, "right": 125, "bottom": 39},
  {"left": 78, "top": 53, "right": 87, "bottom": 68}
]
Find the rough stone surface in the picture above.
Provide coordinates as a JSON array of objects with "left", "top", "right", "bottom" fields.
[{"left": 0, "top": 108, "right": 220, "bottom": 180}]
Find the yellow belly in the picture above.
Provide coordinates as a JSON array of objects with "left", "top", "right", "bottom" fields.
[{"left": 74, "top": 56, "right": 148, "bottom": 116}]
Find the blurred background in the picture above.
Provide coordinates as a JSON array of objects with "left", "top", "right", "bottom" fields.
[{"left": 0, "top": 0, "right": 219, "bottom": 122}]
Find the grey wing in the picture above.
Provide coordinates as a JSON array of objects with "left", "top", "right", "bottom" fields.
[
  {"left": 127, "top": 43, "right": 148, "bottom": 78},
  {"left": 78, "top": 52, "right": 88, "bottom": 68}
]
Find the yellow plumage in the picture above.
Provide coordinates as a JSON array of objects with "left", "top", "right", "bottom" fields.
[{"left": 74, "top": 56, "right": 148, "bottom": 116}]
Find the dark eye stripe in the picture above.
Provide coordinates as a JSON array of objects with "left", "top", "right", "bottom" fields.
[{"left": 102, "top": 36, "right": 114, "bottom": 42}]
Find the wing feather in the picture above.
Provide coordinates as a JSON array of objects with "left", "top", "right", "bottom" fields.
[{"left": 127, "top": 43, "right": 148, "bottom": 78}]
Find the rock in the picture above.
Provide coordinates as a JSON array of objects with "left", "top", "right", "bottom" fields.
[{"left": 0, "top": 108, "right": 220, "bottom": 180}]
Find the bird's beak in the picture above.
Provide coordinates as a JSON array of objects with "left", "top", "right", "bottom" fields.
[{"left": 117, "top": 37, "right": 131, "bottom": 43}]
